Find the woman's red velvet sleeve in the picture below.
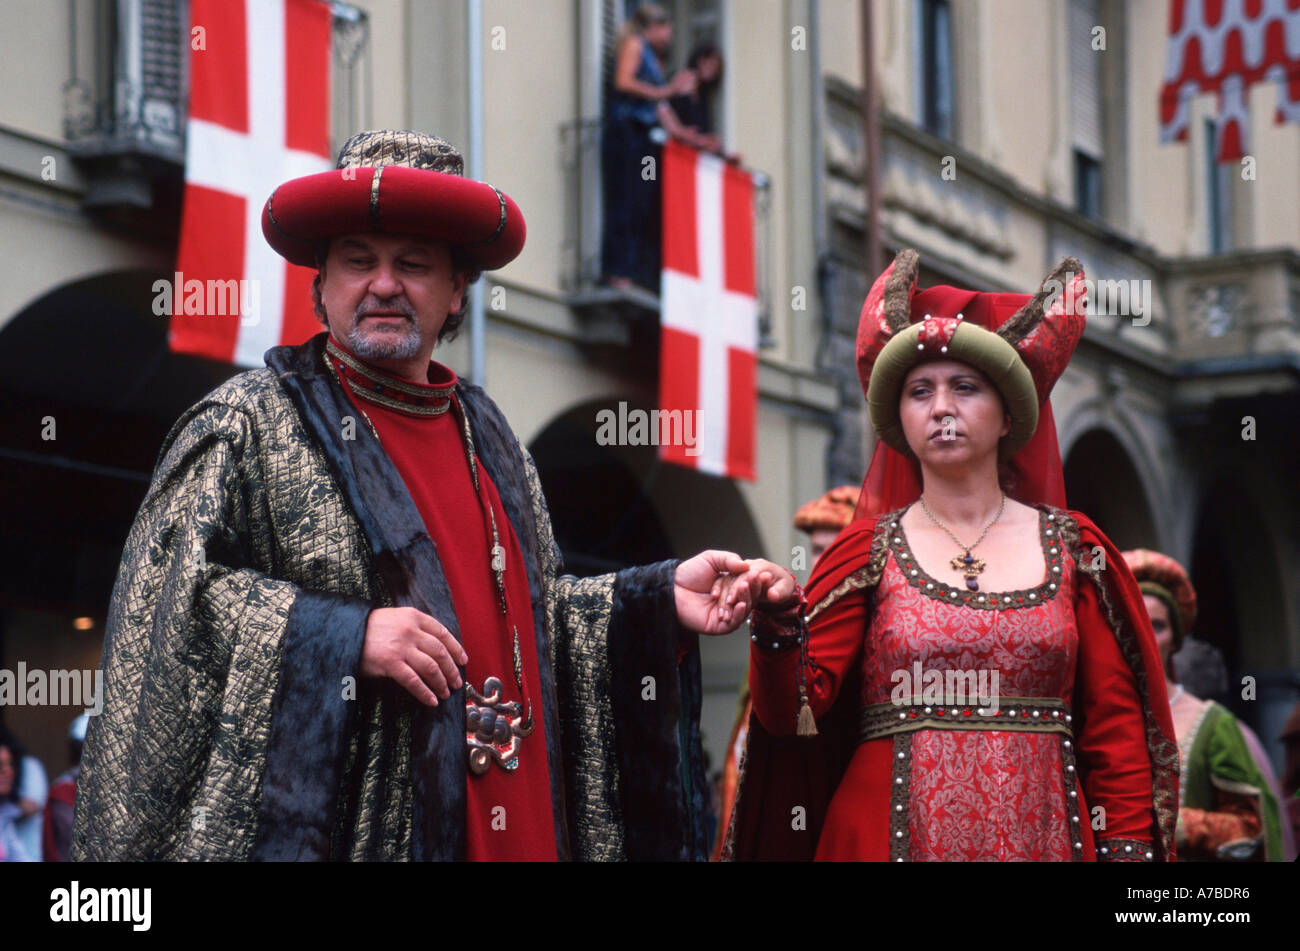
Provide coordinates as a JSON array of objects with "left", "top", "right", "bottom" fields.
[
  {"left": 748, "top": 585, "right": 872, "bottom": 735},
  {"left": 1072, "top": 564, "right": 1159, "bottom": 849}
]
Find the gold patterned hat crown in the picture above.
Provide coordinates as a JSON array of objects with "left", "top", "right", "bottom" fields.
[{"left": 334, "top": 130, "right": 464, "bottom": 174}]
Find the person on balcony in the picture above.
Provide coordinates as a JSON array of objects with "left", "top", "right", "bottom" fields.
[
  {"left": 601, "top": 4, "right": 696, "bottom": 292},
  {"left": 669, "top": 44, "right": 742, "bottom": 165}
]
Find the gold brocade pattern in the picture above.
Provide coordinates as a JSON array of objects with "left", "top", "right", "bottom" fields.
[
  {"left": 722, "top": 506, "right": 1177, "bottom": 862},
  {"left": 72, "top": 366, "right": 631, "bottom": 861}
]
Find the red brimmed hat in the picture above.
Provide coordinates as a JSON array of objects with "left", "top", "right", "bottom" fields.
[{"left": 261, "top": 130, "right": 526, "bottom": 269}]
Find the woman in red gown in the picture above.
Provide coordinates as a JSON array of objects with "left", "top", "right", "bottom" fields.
[{"left": 724, "top": 249, "right": 1179, "bottom": 862}]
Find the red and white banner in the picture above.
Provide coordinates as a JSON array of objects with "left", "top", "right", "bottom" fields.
[
  {"left": 1159, "top": 0, "right": 1300, "bottom": 162},
  {"left": 659, "top": 140, "right": 758, "bottom": 482},
  {"left": 168, "top": 0, "right": 333, "bottom": 366}
]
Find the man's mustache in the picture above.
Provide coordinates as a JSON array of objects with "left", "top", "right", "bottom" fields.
[{"left": 353, "top": 299, "right": 416, "bottom": 323}]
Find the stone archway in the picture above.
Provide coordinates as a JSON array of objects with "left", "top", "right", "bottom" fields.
[
  {"left": 0, "top": 269, "right": 241, "bottom": 769},
  {"left": 527, "top": 398, "right": 764, "bottom": 574},
  {"left": 1062, "top": 427, "right": 1159, "bottom": 551},
  {"left": 0, "top": 269, "right": 240, "bottom": 613},
  {"left": 1190, "top": 475, "right": 1295, "bottom": 766},
  {"left": 527, "top": 398, "right": 766, "bottom": 781}
]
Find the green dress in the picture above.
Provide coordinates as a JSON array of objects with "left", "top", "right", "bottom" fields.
[{"left": 1177, "top": 699, "right": 1284, "bottom": 861}]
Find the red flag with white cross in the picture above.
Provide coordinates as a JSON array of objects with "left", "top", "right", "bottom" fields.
[
  {"left": 659, "top": 140, "right": 758, "bottom": 481},
  {"left": 168, "top": 0, "right": 333, "bottom": 365}
]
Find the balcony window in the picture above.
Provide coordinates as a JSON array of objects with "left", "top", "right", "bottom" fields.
[
  {"left": 917, "top": 0, "right": 953, "bottom": 140},
  {"left": 1206, "top": 119, "right": 1234, "bottom": 254}
]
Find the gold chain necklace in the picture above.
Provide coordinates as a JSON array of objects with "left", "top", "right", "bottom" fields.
[
  {"left": 322, "top": 348, "right": 532, "bottom": 729},
  {"left": 917, "top": 492, "right": 1005, "bottom": 592}
]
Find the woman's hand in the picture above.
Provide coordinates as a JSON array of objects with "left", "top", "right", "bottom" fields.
[
  {"left": 674, "top": 550, "right": 754, "bottom": 634},
  {"left": 667, "top": 68, "right": 698, "bottom": 97},
  {"left": 733, "top": 558, "right": 798, "bottom": 610},
  {"left": 674, "top": 552, "right": 798, "bottom": 635}
]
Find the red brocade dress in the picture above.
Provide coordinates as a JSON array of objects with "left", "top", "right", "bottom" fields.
[{"left": 748, "top": 503, "right": 1168, "bottom": 862}]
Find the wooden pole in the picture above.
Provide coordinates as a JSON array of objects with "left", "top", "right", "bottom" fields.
[{"left": 861, "top": 0, "right": 882, "bottom": 279}]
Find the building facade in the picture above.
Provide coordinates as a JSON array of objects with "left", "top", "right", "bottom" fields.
[{"left": 1, "top": 0, "right": 1296, "bottom": 807}]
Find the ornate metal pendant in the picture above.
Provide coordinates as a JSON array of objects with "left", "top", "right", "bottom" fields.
[
  {"left": 466, "top": 676, "right": 534, "bottom": 775},
  {"left": 950, "top": 550, "right": 987, "bottom": 591}
]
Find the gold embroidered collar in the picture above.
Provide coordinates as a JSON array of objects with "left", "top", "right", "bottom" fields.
[{"left": 325, "top": 335, "right": 455, "bottom": 417}]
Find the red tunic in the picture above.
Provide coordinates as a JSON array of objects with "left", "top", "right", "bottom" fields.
[
  {"left": 328, "top": 334, "right": 557, "bottom": 861},
  {"left": 747, "top": 502, "right": 1174, "bottom": 862}
]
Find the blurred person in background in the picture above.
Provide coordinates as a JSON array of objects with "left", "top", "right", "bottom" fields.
[
  {"left": 0, "top": 730, "right": 31, "bottom": 861},
  {"left": 0, "top": 726, "right": 45, "bottom": 862},
  {"left": 1281, "top": 701, "right": 1300, "bottom": 852},
  {"left": 42, "top": 713, "right": 87, "bottom": 861},
  {"left": 669, "top": 44, "right": 741, "bottom": 164},
  {"left": 1173, "top": 635, "right": 1295, "bottom": 859},
  {"left": 1123, "top": 548, "right": 1286, "bottom": 861}
]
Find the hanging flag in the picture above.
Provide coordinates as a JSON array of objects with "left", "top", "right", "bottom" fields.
[
  {"left": 659, "top": 140, "right": 758, "bottom": 481},
  {"left": 168, "top": 0, "right": 333, "bottom": 365},
  {"left": 1159, "top": 0, "right": 1300, "bottom": 162}
]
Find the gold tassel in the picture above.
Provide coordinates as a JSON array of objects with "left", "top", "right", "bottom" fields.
[{"left": 797, "top": 699, "right": 819, "bottom": 736}]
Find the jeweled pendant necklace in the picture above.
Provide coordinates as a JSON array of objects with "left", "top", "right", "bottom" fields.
[
  {"left": 323, "top": 347, "right": 533, "bottom": 727},
  {"left": 918, "top": 492, "right": 1006, "bottom": 592}
]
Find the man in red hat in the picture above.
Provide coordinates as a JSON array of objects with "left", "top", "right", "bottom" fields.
[{"left": 73, "top": 131, "right": 794, "bottom": 862}]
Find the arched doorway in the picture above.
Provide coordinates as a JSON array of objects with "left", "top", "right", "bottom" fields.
[
  {"left": 528, "top": 399, "right": 765, "bottom": 791},
  {"left": 0, "top": 270, "right": 239, "bottom": 769},
  {"left": 528, "top": 400, "right": 764, "bottom": 573},
  {"left": 1062, "top": 428, "right": 1157, "bottom": 549},
  {"left": 1190, "top": 476, "right": 1294, "bottom": 764}
]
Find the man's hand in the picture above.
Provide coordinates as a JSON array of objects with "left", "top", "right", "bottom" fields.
[
  {"left": 360, "top": 606, "right": 467, "bottom": 707},
  {"left": 674, "top": 551, "right": 797, "bottom": 635}
]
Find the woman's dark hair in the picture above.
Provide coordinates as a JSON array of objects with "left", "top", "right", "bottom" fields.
[
  {"left": 686, "top": 43, "right": 724, "bottom": 92},
  {"left": 0, "top": 729, "right": 25, "bottom": 804},
  {"left": 309, "top": 239, "right": 482, "bottom": 344}
]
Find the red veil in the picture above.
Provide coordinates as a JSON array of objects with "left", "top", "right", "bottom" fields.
[{"left": 723, "top": 253, "right": 1179, "bottom": 861}]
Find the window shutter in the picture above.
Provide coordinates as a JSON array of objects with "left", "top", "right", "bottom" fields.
[
  {"left": 1070, "top": 0, "right": 1103, "bottom": 158},
  {"left": 136, "top": 0, "right": 186, "bottom": 148}
]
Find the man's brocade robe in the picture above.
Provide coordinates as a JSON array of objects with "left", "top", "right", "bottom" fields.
[{"left": 71, "top": 333, "right": 710, "bottom": 861}]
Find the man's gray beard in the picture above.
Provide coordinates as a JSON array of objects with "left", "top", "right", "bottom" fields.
[{"left": 345, "top": 317, "right": 423, "bottom": 361}]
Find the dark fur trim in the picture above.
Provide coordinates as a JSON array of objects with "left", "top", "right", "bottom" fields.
[
  {"left": 606, "top": 559, "right": 709, "bottom": 861},
  {"left": 677, "top": 643, "right": 711, "bottom": 859},
  {"left": 265, "top": 332, "right": 466, "bottom": 861},
  {"left": 997, "top": 256, "right": 1083, "bottom": 346},
  {"left": 251, "top": 591, "right": 372, "bottom": 860}
]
